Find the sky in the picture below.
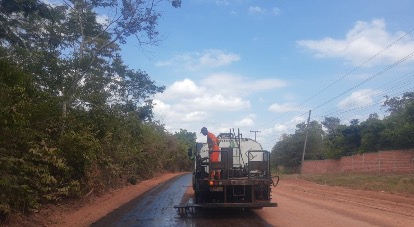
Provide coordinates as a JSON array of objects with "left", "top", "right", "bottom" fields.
[{"left": 47, "top": 0, "right": 414, "bottom": 151}]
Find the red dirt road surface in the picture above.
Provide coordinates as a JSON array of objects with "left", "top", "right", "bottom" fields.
[
  {"left": 256, "top": 177, "right": 414, "bottom": 226},
  {"left": 7, "top": 173, "right": 414, "bottom": 226}
]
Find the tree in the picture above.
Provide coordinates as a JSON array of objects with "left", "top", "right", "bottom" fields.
[
  {"left": 359, "top": 113, "right": 384, "bottom": 152},
  {"left": 342, "top": 119, "right": 361, "bottom": 154},
  {"left": 322, "top": 116, "right": 341, "bottom": 136},
  {"left": 271, "top": 133, "right": 303, "bottom": 173},
  {"left": 380, "top": 100, "right": 414, "bottom": 149},
  {"left": 54, "top": 0, "right": 181, "bottom": 117},
  {"left": 321, "top": 117, "right": 344, "bottom": 158},
  {"left": 0, "top": 59, "right": 72, "bottom": 217},
  {"left": 1, "top": 0, "right": 181, "bottom": 120},
  {"left": 0, "top": 0, "right": 56, "bottom": 47},
  {"left": 174, "top": 129, "right": 197, "bottom": 148},
  {"left": 0, "top": 0, "right": 185, "bottom": 219},
  {"left": 305, "top": 121, "right": 325, "bottom": 160},
  {"left": 383, "top": 92, "right": 414, "bottom": 114},
  {"left": 173, "top": 129, "right": 196, "bottom": 169},
  {"left": 271, "top": 120, "right": 325, "bottom": 173}
]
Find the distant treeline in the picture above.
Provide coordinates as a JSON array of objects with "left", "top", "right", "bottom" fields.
[
  {"left": 271, "top": 92, "right": 414, "bottom": 173},
  {"left": 0, "top": 0, "right": 189, "bottom": 222}
]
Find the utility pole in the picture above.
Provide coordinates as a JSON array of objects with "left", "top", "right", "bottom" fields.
[
  {"left": 301, "top": 110, "right": 311, "bottom": 175},
  {"left": 250, "top": 130, "right": 261, "bottom": 141}
]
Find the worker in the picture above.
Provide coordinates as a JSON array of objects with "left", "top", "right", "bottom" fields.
[{"left": 200, "top": 127, "right": 220, "bottom": 179}]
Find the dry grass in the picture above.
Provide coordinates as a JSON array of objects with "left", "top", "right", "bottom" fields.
[{"left": 295, "top": 174, "right": 414, "bottom": 194}]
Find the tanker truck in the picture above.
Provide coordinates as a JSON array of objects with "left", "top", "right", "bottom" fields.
[{"left": 175, "top": 129, "right": 278, "bottom": 214}]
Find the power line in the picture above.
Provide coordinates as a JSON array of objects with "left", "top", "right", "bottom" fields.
[
  {"left": 257, "top": 27, "right": 414, "bottom": 129},
  {"left": 312, "top": 50, "right": 414, "bottom": 112},
  {"left": 262, "top": 52, "right": 414, "bottom": 146},
  {"left": 315, "top": 71, "right": 414, "bottom": 118}
]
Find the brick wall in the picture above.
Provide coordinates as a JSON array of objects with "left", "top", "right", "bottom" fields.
[{"left": 302, "top": 150, "right": 414, "bottom": 174}]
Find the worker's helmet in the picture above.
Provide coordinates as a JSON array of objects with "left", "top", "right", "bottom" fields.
[{"left": 200, "top": 127, "right": 208, "bottom": 134}]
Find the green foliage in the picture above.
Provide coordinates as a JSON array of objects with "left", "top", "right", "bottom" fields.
[
  {"left": 0, "top": 60, "right": 72, "bottom": 215},
  {"left": 174, "top": 129, "right": 197, "bottom": 148},
  {"left": 0, "top": 143, "right": 73, "bottom": 213},
  {"left": 59, "top": 129, "right": 101, "bottom": 181},
  {"left": 379, "top": 93, "right": 414, "bottom": 149},
  {"left": 271, "top": 133, "right": 302, "bottom": 173},
  {"left": 174, "top": 129, "right": 197, "bottom": 168},
  {"left": 271, "top": 121, "right": 324, "bottom": 173},
  {"left": 383, "top": 92, "right": 414, "bottom": 114},
  {"left": 272, "top": 93, "right": 414, "bottom": 172},
  {"left": 0, "top": 0, "right": 186, "bottom": 223},
  {"left": 0, "top": 0, "right": 56, "bottom": 47},
  {"left": 359, "top": 113, "right": 384, "bottom": 153}
]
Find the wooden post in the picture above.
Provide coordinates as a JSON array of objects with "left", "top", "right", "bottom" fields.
[{"left": 301, "top": 110, "right": 311, "bottom": 175}]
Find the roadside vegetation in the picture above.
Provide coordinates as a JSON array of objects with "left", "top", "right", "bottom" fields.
[
  {"left": 0, "top": 0, "right": 191, "bottom": 224},
  {"left": 297, "top": 174, "right": 414, "bottom": 195},
  {"left": 270, "top": 92, "right": 414, "bottom": 173}
]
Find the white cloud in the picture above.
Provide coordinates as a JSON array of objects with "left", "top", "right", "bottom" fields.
[
  {"left": 273, "top": 124, "right": 288, "bottom": 132},
  {"left": 268, "top": 102, "right": 299, "bottom": 113},
  {"left": 153, "top": 99, "right": 209, "bottom": 129},
  {"left": 297, "top": 19, "right": 414, "bottom": 66},
  {"left": 96, "top": 14, "right": 109, "bottom": 26},
  {"left": 235, "top": 117, "right": 254, "bottom": 127},
  {"left": 272, "top": 7, "right": 281, "bottom": 15},
  {"left": 152, "top": 77, "right": 253, "bottom": 134},
  {"left": 248, "top": 6, "right": 280, "bottom": 16},
  {"left": 152, "top": 74, "right": 285, "bottom": 141},
  {"left": 234, "top": 115, "right": 256, "bottom": 127},
  {"left": 338, "top": 89, "right": 375, "bottom": 109},
  {"left": 248, "top": 6, "right": 266, "bottom": 15},
  {"left": 155, "top": 49, "right": 240, "bottom": 70},
  {"left": 154, "top": 59, "right": 173, "bottom": 67},
  {"left": 190, "top": 94, "right": 250, "bottom": 111},
  {"left": 182, "top": 111, "right": 209, "bottom": 122},
  {"left": 156, "top": 78, "right": 203, "bottom": 100},
  {"left": 259, "top": 114, "right": 305, "bottom": 150},
  {"left": 155, "top": 77, "right": 251, "bottom": 111},
  {"left": 216, "top": 0, "right": 230, "bottom": 6},
  {"left": 153, "top": 99, "right": 171, "bottom": 115},
  {"left": 200, "top": 73, "right": 287, "bottom": 96},
  {"left": 151, "top": 73, "right": 288, "bottom": 142},
  {"left": 198, "top": 50, "right": 240, "bottom": 68}
]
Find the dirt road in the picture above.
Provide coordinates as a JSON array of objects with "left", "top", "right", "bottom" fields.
[
  {"left": 87, "top": 174, "right": 414, "bottom": 226},
  {"left": 255, "top": 177, "right": 414, "bottom": 226},
  {"left": 9, "top": 173, "right": 414, "bottom": 226},
  {"left": 92, "top": 174, "right": 271, "bottom": 226}
]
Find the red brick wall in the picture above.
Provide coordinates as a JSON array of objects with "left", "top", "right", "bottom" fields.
[{"left": 302, "top": 150, "right": 414, "bottom": 174}]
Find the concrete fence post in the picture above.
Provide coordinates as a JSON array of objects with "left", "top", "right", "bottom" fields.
[
  {"left": 378, "top": 152, "right": 381, "bottom": 174},
  {"left": 363, "top": 153, "right": 365, "bottom": 172},
  {"left": 393, "top": 151, "right": 396, "bottom": 172}
]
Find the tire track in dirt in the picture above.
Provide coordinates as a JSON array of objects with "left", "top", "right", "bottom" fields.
[
  {"left": 254, "top": 178, "right": 414, "bottom": 227},
  {"left": 280, "top": 179, "right": 414, "bottom": 217}
]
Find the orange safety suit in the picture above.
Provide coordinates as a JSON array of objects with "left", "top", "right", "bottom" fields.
[{"left": 207, "top": 132, "right": 220, "bottom": 179}]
